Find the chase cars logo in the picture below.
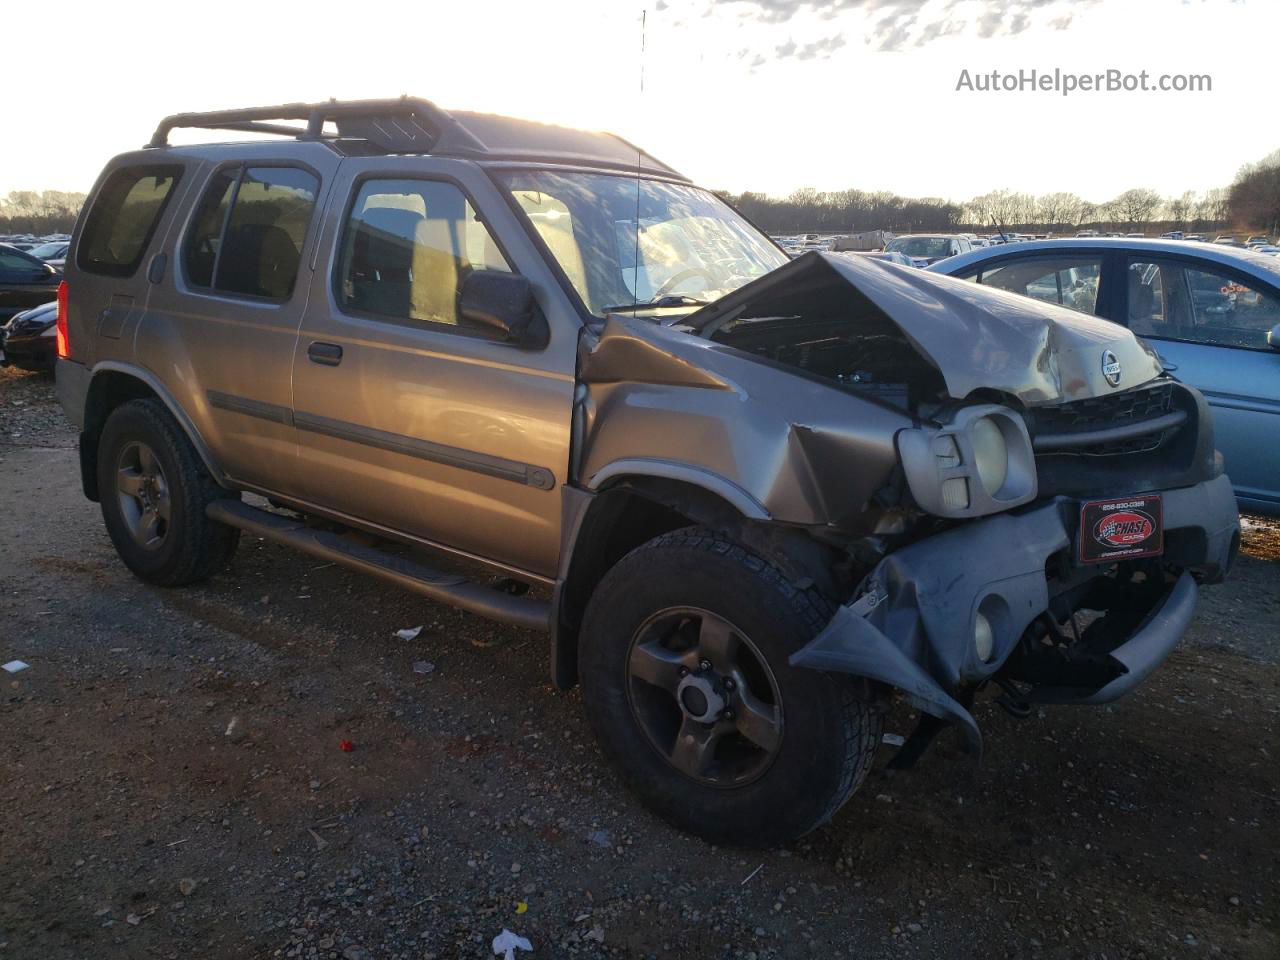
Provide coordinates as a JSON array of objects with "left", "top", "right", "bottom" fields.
[
  {"left": 1101, "top": 349, "right": 1122, "bottom": 387},
  {"left": 1094, "top": 509, "right": 1156, "bottom": 548}
]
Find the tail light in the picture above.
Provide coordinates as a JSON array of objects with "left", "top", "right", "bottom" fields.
[{"left": 55, "top": 280, "right": 69, "bottom": 359}]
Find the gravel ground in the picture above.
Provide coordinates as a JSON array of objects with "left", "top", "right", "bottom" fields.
[{"left": 1, "top": 363, "right": 1277, "bottom": 960}]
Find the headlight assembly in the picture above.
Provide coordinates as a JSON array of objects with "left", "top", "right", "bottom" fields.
[
  {"left": 896, "top": 404, "right": 1036, "bottom": 518},
  {"left": 970, "top": 415, "right": 1009, "bottom": 496}
]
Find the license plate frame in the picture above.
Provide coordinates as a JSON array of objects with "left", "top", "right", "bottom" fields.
[{"left": 1078, "top": 494, "right": 1164, "bottom": 564}]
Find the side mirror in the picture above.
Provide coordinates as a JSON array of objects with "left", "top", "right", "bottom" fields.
[
  {"left": 1269, "top": 323, "right": 1280, "bottom": 351},
  {"left": 459, "top": 270, "right": 548, "bottom": 348}
]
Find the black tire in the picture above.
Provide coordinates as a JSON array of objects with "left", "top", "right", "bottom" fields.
[
  {"left": 579, "top": 527, "right": 882, "bottom": 846},
  {"left": 97, "top": 398, "right": 240, "bottom": 586}
]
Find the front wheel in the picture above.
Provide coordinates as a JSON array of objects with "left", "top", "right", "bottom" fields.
[{"left": 579, "top": 528, "right": 882, "bottom": 846}]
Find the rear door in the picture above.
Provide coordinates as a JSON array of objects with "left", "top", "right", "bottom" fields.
[
  {"left": 67, "top": 161, "right": 188, "bottom": 375},
  {"left": 139, "top": 152, "right": 339, "bottom": 493},
  {"left": 290, "top": 158, "right": 577, "bottom": 580},
  {"left": 1122, "top": 255, "right": 1280, "bottom": 510}
]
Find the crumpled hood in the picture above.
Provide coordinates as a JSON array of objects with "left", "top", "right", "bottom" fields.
[{"left": 686, "top": 252, "right": 1161, "bottom": 406}]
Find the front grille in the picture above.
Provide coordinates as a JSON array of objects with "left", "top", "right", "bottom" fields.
[
  {"left": 1034, "top": 381, "right": 1174, "bottom": 435},
  {"left": 1030, "top": 381, "right": 1182, "bottom": 457}
]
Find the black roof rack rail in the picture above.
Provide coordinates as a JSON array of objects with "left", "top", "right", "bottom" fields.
[
  {"left": 147, "top": 97, "right": 487, "bottom": 155},
  {"left": 146, "top": 96, "right": 688, "bottom": 181}
]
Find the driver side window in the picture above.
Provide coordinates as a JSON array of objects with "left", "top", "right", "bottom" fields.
[
  {"left": 1128, "top": 257, "right": 1280, "bottom": 350},
  {"left": 335, "top": 178, "right": 511, "bottom": 332}
]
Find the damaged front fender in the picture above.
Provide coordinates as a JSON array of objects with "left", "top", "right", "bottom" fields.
[{"left": 577, "top": 313, "right": 914, "bottom": 531}]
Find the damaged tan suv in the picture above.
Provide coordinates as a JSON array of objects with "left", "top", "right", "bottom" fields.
[{"left": 55, "top": 99, "right": 1239, "bottom": 845}]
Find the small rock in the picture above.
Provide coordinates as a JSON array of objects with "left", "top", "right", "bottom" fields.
[
  {"left": 587, "top": 830, "right": 611, "bottom": 848},
  {"left": 585, "top": 926, "right": 605, "bottom": 943},
  {"left": 343, "top": 946, "right": 372, "bottom": 960},
  {"left": 178, "top": 878, "right": 198, "bottom": 897},
  {"left": 510, "top": 862, "right": 522, "bottom": 874}
]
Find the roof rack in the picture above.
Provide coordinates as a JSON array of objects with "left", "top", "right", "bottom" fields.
[
  {"left": 146, "top": 97, "right": 688, "bottom": 180},
  {"left": 147, "top": 97, "right": 487, "bottom": 155}
]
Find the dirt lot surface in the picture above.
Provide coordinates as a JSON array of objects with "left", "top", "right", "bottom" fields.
[{"left": 1, "top": 363, "right": 1276, "bottom": 960}]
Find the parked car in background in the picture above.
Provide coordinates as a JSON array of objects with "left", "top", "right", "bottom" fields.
[
  {"left": 1246, "top": 236, "right": 1271, "bottom": 246},
  {"left": 0, "top": 300, "right": 57, "bottom": 371},
  {"left": 884, "top": 233, "right": 972, "bottom": 266},
  {"left": 1161, "top": 231, "right": 1185, "bottom": 240},
  {"left": 931, "top": 238, "right": 1280, "bottom": 514},
  {"left": 1252, "top": 245, "right": 1280, "bottom": 256},
  {"left": 838, "top": 249, "right": 916, "bottom": 267},
  {"left": 1214, "top": 236, "right": 1244, "bottom": 247},
  {"left": 29, "top": 240, "right": 70, "bottom": 270},
  {"left": 1185, "top": 234, "right": 1209, "bottom": 242},
  {"left": 0, "top": 245, "right": 62, "bottom": 322}
]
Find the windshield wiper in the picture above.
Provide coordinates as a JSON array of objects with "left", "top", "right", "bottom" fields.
[{"left": 602, "top": 294, "right": 710, "bottom": 313}]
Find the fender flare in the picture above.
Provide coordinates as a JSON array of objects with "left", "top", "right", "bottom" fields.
[
  {"left": 88, "top": 361, "right": 230, "bottom": 487},
  {"left": 585, "top": 458, "right": 770, "bottom": 520}
]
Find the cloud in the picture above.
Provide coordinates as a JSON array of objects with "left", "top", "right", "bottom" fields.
[{"left": 710, "top": 0, "right": 1098, "bottom": 54}]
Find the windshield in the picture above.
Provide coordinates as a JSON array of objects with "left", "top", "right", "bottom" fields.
[
  {"left": 886, "top": 236, "right": 952, "bottom": 258},
  {"left": 495, "top": 170, "right": 788, "bottom": 316}
]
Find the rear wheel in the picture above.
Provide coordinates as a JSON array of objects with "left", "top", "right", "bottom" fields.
[
  {"left": 579, "top": 528, "right": 881, "bottom": 846},
  {"left": 97, "top": 398, "right": 240, "bottom": 586}
]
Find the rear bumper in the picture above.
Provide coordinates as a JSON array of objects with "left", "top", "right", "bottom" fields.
[
  {"left": 791, "top": 474, "right": 1240, "bottom": 754},
  {"left": 55, "top": 358, "right": 90, "bottom": 429},
  {"left": 1, "top": 330, "right": 56, "bottom": 370}
]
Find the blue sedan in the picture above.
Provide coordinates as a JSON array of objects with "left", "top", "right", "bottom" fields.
[{"left": 930, "top": 238, "right": 1280, "bottom": 515}]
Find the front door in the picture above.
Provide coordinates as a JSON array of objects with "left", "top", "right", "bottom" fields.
[
  {"left": 290, "top": 159, "right": 576, "bottom": 580},
  {"left": 1123, "top": 255, "right": 1280, "bottom": 511}
]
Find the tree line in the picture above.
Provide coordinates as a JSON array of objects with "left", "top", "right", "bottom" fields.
[
  {"left": 0, "top": 190, "right": 88, "bottom": 235},
  {"left": 4, "top": 148, "right": 1279, "bottom": 239},
  {"left": 715, "top": 184, "right": 1237, "bottom": 235},
  {"left": 716, "top": 149, "right": 1280, "bottom": 236}
]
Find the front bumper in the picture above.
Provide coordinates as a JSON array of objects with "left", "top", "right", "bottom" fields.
[{"left": 790, "top": 473, "right": 1240, "bottom": 755}]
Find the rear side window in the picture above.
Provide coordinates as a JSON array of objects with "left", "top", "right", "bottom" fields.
[
  {"left": 968, "top": 255, "right": 1103, "bottom": 316},
  {"left": 78, "top": 165, "right": 183, "bottom": 277},
  {"left": 182, "top": 165, "right": 319, "bottom": 301}
]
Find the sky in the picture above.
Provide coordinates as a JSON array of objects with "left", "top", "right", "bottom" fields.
[{"left": 2, "top": 0, "right": 1274, "bottom": 204}]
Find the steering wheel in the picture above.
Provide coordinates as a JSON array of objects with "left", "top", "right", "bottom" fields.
[{"left": 654, "top": 266, "right": 717, "bottom": 299}]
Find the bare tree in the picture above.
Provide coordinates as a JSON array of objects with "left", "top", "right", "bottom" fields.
[
  {"left": 1109, "top": 188, "right": 1163, "bottom": 228},
  {"left": 1228, "top": 151, "right": 1280, "bottom": 236},
  {"left": 1036, "top": 192, "right": 1084, "bottom": 231},
  {"left": 1168, "top": 190, "right": 1197, "bottom": 228}
]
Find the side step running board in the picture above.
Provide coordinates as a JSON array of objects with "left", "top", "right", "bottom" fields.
[{"left": 207, "top": 499, "right": 550, "bottom": 632}]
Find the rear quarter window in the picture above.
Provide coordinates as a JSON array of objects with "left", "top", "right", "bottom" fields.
[{"left": 77, "top": 165, "right": 183, "bottom": 277}]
